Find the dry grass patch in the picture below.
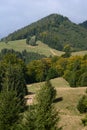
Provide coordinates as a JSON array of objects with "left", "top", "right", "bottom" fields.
[
  {"left": 27, "top": 77, "right": 87, "bottom": 130},
  {"left": 56, "top": 87, "right": 87, "bottom": 130}
]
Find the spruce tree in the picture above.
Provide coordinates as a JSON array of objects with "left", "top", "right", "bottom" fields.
[
  {"left": 2, "top": 63, "right": 27, "bottom": 102},
  {"left": 22, "top": 81, "right": 60, "bottom": 130},
  {"left": 0, "top": 63, "right": 27, "bottom": 130},
  {"left": 0, "top": 89, "right": 22, "bottom": 130},
  {"left": 21, "top": 106, "right": 36, "bottom": 130},
  {"left": 35, "top": 80, "right": 60, "bottom": 130}
]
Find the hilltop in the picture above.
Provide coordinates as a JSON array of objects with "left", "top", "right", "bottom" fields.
[
  {"left": 1, "top": 14, "right": 87, "bottom": 51},
  {"left": 79, "top": 20, "right": 87, "bottom": 29}
]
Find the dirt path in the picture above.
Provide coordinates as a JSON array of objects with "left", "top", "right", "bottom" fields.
[{"left": 50, "top": 49, "right": 57, "bottom": 56}]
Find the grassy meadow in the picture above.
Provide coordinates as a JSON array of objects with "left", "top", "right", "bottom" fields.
[
  {"left": 0, "top": 39, "right": 64, "bottom": 57},
  {"left": 0, "top": 39, "right": 87, "bottom": 57},
  {"left": 27, "top": 77, "right": 87, "bottom": 130},
  {"left": 72, "top": 51, "right": 87, "bottom": 56}
]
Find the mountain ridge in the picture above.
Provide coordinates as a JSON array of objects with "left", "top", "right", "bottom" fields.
[
  {"left": 79, "top": 20, "right": 87, "bottom": 29},
  {"left": 1, "top": 13, "right": 87, "bottom": 51}
]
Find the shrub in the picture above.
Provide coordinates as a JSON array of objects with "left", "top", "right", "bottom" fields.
[{"left": 77, "top": 95, "right": 87, "bottom": 113}]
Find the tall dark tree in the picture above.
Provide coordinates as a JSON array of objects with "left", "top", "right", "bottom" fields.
[
  {"left": 22, "top": 81, "right": 61, "bottom": 130},
  {"left": 2, "top": 64, "right": 27, "bottom": 101},
  {"left": 20, "top": 106, "right": 36, "bottom": 130},
  {"left": 0, "top": 53, "right": 28, "bottom": 99},
  {"left": 0, "top": 54, "right": 28, "bottom": 130},
  {"left": 0, "top": 90, "right": 22, "bottom": 130},
  {"left": 35, "top": 80, "right": 60, "bottom": 130}
]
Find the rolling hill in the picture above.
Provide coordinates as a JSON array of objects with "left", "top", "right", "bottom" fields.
[
  {"left": 27, "top": 77, "right": 87, "bottom": 130},
  {"left": 1, "top": 14, "right": 87, "bottom": 51}
]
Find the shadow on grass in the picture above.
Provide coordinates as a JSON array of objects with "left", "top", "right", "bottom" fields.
[
  {"left": 28, "top": 92, "right": 35, "bottom": 95},
  {"left": 53, "top": 97, "right": 63, "bottom": 103}
]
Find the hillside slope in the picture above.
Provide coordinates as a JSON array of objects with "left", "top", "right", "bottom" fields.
[
  {"left": 0, "top": 39, "right": 64, "bottom": 57},
  {"left": 27, "top": 77, "right": 87, "bottom": 130},
  {"left": 2, "top": 14, "right": 87, "bottom": 51},
  {"left": 79, "top": 21, "right": 87, "bottom": 29}
]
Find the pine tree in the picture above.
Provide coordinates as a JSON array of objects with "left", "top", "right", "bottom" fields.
[
  {"left": 21, "top": 106, "right": 36, "bottom": 130},
  {"left": 22, "top": 81, "right": 61, "bottom": 130},
  {"left": 2, "top": 63, "right": 27, "bottom": 102},
  {"left": 0, "top": 63, "right": 27, "bottom": 130},
  {"left": 0, "top": 89, "right": 22, "bottom": 130},
  {"left": 35, "top": 80, "right": 60, "bottom": 130}
]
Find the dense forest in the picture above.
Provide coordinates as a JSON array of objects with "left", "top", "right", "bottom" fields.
[{"left": 1, "top": 14, "right": 87, "bottom": 51}]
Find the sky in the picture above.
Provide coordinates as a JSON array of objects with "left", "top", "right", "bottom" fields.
[{"left": 0, "top": 0, "right": 87, "bottom": 38}]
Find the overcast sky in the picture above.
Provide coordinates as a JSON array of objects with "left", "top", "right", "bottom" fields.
[{"left": 0, "top": 0, "right": 87, "bottom": 38}]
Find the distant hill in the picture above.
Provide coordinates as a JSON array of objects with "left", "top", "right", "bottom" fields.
[
  {"left": 79, "top": 20, "right": 87, "bottom": 29},
  {"left": 2, "top": 14, "right": 87, "bottom": 51}
]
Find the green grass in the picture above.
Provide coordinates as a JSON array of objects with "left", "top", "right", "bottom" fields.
[
  {"left": 27, "top": 77, "right": 70, "bottom": 93},
  {"left": 0, "top": 39, "right": 87, "bottom": 57},
  {"left": 27, "top": 77, "right": 87, "bottom": 130},
  {"left": 0, "top": 39, "right": 64, "bottom": 57},
  {"left": 72, "top": 51, "right": 87, "bottom": 56}
]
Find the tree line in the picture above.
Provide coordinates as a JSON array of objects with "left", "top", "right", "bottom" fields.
[
  {"left": 0, "top": 49, "right": 87, "bottom": 87},
  {"left": 0, "top": 48, "right": 46, "bottom": 64}
]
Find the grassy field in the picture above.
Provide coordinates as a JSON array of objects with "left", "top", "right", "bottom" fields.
[
  {"left": 0, "top": 39, "right": 64, "bottom": 57},
  {"left": 27, "top": 77, "right": 87, "bottom": 130},
  {"left": 72, "top": 51, "right": 87, "bottom": 56},
  {"left": 0, "top": 39, "right": 87, "bottom": 57}
]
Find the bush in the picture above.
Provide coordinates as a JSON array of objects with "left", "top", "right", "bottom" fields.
[
  {"left": 77, "top": 95, "right": 87, "bottom": 113},
  {"left": 80, "top": 72, "right": 87, "bottom": 86},
  {"left": 47, "top": 67, "right": 58, "bottom": 80},
  {"left": 82, "top": 115, "right": 87, "bottom": 126}
]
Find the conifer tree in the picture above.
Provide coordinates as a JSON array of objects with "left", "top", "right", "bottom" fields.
[
  {"left": 1, "top": 63, "right": 27, "bottom": 101},
  {"left": 35, "top": 80, "right": 60, "bottom": 130},
  {"left": 0, "top": 89, "right": 22, "bottom": 130},
  {"left": 0, "top": 62, "right": 27, "bottom": 130},
  {"left": 22, "top": 81, "right": 61, "bottom": 130}
]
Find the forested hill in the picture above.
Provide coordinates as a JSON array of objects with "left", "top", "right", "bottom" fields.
[
  {"left": 2, "top": 13, "right": 87, "bottom": 51},
  {"left": 79, "top": 21, "right": 87, "bottom": 29}
]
